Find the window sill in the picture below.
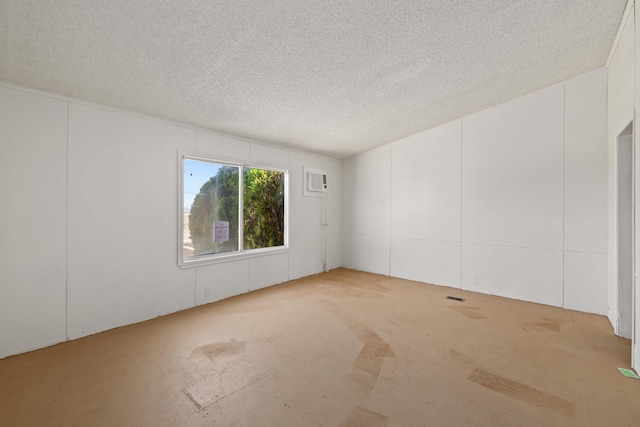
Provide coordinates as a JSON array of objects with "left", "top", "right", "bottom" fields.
[{"left": 178, "top": 246, "right": 289, "bottom": 269}]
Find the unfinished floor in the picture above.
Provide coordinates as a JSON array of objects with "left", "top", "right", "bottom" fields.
[{"left": 0, "top": 268, "right": 638, "bottom": 426}]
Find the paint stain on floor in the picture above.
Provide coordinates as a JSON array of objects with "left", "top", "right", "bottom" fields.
[
  {"left": 193, "top": 339, "right": 246, "bottom": 360},
  {"left": 216, "top": 304, "right": 281, "bottom": 314},
  {"left": 521, "top": 317, "right": 562, "bottom": 332},
  {"left": 448, "top": 348, "right": 476, "bottom": 366},
  {"left": 341, "top": 406, "right": 388, "bottom": 427},
  {"left": 350, "top": 338, "right": 396, "bottom": 395},
  {"left": 468, "top": 368, "right": 574, "bottom": 417},
  {"left": 449, "top": 306, "right": 487, "bottom": 320},
  {"left": 321, "top": 299, "right": 396, "bottom": 396}
]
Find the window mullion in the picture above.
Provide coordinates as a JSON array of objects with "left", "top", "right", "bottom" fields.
[{"left": 238, "top": 166, "right": 244, "bottom": 252}]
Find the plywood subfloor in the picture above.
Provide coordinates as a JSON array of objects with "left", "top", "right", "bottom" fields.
[{"left": 0, "top": 268, "right": 638, "bottom": 426}]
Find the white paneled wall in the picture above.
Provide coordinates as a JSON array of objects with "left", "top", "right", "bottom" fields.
[
  {"left": 462, "top": 84, "right": 565, "bottom": 306},
  {"left": 288, "top": 151, "right": 342, "bottom": 280},
  {"left": 462, "top": 244, "right": 563, "bottom": 306},
  {"left": 196, "top": 130, "right": 251, "bottom": 161},
  {"left": 249, "top": 253, "right": 290, "bottom": 291},
  {"left": 391, "top": 121, "right": 462, "bottom": 242},
  {"left": 636, "top": 3, "right": 640, "bottom": 371},
  {"left": 0, "top": 87, "right": 68, "bottom": 357},
  {"left": 565, "top": 71, "right": 608, "bottom": 254},
  {"left": 390, "top": 238, "right": 461, "bottom": 287},
  {"left": 564, "top": 252, "right": 608, "bottom": 314},
  {"left": 564, "top": 69, "right": 608, "bottom": 314},
  {"left": 67, "top": 103, "right": 197, "bottom": 338},
  {"left": 607, "top": 0, "right": 639, "bottom": 368},
  {"left": 608, "top": 5, "right": 635, "bottom": 335},
  {"left": 328, "top": 160, "right": 343, "bottom": 272},
  {"left": 250, "top": 143, "right": 290, "bottom": 167},
  {"left": 390, "top": 120, "right": 462, "bottom": 287},
  {"left": 635, "top": 0, "right": 640, "bottom": 373},
  {"left": 0, "top": 84, "right": 342, "bottom": 359},
  {"left": 343, "top": 68, "right": 608, "bottom": 314},
  {"left": 343, "top": 145, "right": 391, "bottom": 237},
  {"left": 196, "top": 260, "right": 250, "bottom": 306},
  {"left": 342, "top": 145, "right": 391, "bottom": 275},
  {"left": 463, "top": 86, "right": 564, "bottom": 250},
  {"left": 342, "top": 233, "right": 390, "bottom": 276}
]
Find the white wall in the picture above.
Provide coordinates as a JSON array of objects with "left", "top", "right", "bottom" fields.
[
  {"left": 607, "top": 0, "right": 640, "bottom": 370},
  {"left": 462, "top": 84, "right": 565, "bottom": 307},
  {"left": 0, "top": 84, "right": 342, "bottom": 358},
  {"left": 608, "top": 4, "right": 635, "bottom": 336},
  {"left": 390, "top": 121, "right": 461, "bottom": 287},
  {"left": 564, "top": 70, "right": 609, "bottom": 314},
  {"left": 343, "top": 67, "right": 608, "bottom": 314},
  {"left": 635, "top": 0, "right": 640, "bottom": 372},
  {"left": 67, "top": 103, "right": 197, "bottom": 338},
  {"left": 288, "top": 151, "right": 342, "bottom": 280},
  {"left": 0, "top": 87, "right": 68, "bottom": 357},
  {"left": 342, "top": 145, "right": 391, "bottom": 275}
]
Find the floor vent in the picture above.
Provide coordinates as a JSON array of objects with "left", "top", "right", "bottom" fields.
[{"left": 446, "top": 296, "right": 465, "bottom": 302}]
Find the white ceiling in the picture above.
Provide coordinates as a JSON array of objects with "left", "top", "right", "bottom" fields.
[{"left": 0, "top": 1, "right": 627, "bottom": 158}]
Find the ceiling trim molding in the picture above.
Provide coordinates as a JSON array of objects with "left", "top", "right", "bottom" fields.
[{"left": 606, "top": 0, "right": 635, "bottom": 67}]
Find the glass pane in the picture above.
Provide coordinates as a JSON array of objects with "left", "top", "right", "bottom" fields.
[
  {"left": 184, "top": 159, "right": 239, "bottom": 257},
  {"left": 243, "top": 168, "right": 285, "bottom": 250}
]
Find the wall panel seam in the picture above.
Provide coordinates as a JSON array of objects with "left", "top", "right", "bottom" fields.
[
  {"left": 390, "top": 236, "right": 461, "bottom": 244},
  {"left": 342, "top": 231, "right": 393, "bottom": 238},
  {"left": 388, "top": 147, "right": 393, "bottom": 276},
  {"left": 562, "top": 83, "right": 566, "bottom": 308},
  {"left": 460, "top": 119, "right": 464, "bottom": 290},
  {"left": 563, "top": 249, "right": 608, "bottom": 255},
  {"left": 463, "top": 241, "right": 564, "bottom": 252},
  {"left": 66, "top": 101, "right": 70, "bottom": 341}
]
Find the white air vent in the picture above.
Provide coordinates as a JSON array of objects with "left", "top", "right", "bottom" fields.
[{"left": 303, "top": 167, "right": 327, "bottom": 197}]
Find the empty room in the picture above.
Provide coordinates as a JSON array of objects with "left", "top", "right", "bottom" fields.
[{"left": 1, "top": 1, "right": 640, "bottom": 426}]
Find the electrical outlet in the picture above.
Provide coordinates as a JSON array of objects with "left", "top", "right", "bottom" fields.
[
  {"left": 205, "top": 287, "right": 211, "bottom": 297},
  {"left": 473, "top": 276, "right": 479, "bottom": 286}
]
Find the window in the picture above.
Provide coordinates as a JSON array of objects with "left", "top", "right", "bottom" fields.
[{"left": 180, "top": 154, "right": 288, "bottom": 267}]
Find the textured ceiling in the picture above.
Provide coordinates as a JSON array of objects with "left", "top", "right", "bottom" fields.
[{"left": 0, "top": 1, "right": 627, "bottom": 158}]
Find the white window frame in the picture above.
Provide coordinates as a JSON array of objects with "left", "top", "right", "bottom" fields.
[{"left": 178, "top": 152, "right": 289, "bottom": 269}]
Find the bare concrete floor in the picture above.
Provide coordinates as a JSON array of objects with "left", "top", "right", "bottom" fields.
[{"left": 1, "top": 268, "right": 639, "bottom": 426}]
